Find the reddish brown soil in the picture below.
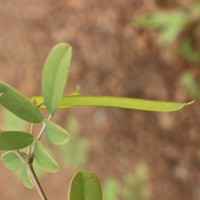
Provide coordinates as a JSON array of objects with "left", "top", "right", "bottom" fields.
[{"left": 0, "top": 1, "right": 200, "bottom": 200}]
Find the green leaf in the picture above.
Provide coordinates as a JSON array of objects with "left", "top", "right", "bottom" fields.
[
  {"left": 55, "top": 95, "right": 192, "bottom": 112},
  {"left": 1, "top": 151, "right": 24, "bottom": 171},
  {"left": 0, "top": 81, "right": 43, "bottom": 123},
  {"left": 34, "top": 140, "right": 59, "bottom": 172},
  {"left": 0, "top": 131, "right": 34, "bottom": 150},
  {"left": 21, "top": 162, "right": 34, "bottom": 188},
  {"left": 32, "top": 159, "right": 45, "bottom": 177},
  {"left": 68, "top": 171, "right": 102, "bottom": 200},
  {"left": 42, "top": 43, "right": 72, "bottom": 114},
  {"left": 30, "top": 95, "right": 192, "bottom": 112},
  {"left": 44, "top": 120, "right": 69, "bottom": 145}
]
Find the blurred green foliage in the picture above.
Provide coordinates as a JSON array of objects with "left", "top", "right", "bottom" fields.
[
  {"left": 103, "top": 178, "right": 120, "bottom": 200},
  {"left": 179, "top": 39, "right": 200, "bottom": 63},
  {"left": 135, "top": 11, "right": 188, "bottom": 43},
  {"left": 2, "top": 108, "right": 27, "bottom": 131},
  {"left": 103, "top": 162, "right": 150, "bottom": 200},
  {"left": 59, "top": 115, "right": 89, "bottom": 168},
  {"left": 122, "top": 163, "right": 150, "bottom": 200},
  {"left": 135, "top": 1, "right": 200, "bottom": 63},
  {"left": 135, "top": 1, "right": 200, "bottom": 100},
  {"left": 180, "top": 71, "right": 200, "bottom": 99}
]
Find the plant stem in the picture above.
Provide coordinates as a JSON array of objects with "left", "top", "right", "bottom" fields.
[
  {"left": 16, "top": 151, "right": 47, "bottom": 200},
  {"left": 37, "top": 114, "right": 52, "bottom": 140},
  {"left": 37, "top": 122, "right": 46, "bottom": 140},
  {"left": 28, "top": 123, "right": 34, "bottom": 154},
  {"left": 28, "top": 163, "right": 47, "bottom": 200},
  {"left": 15, "top": 150, "right": 25, "bottom": 164}
]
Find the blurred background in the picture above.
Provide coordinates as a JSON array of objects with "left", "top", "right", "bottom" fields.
[{"left": 0, "top": 0, "right": 200, "bottom": 199}]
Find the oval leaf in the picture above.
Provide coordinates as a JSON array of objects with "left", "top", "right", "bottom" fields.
[
  {"left": 44, "top": 120, "right": 69, "bottom": 145},
  {"left": 68, "top": 171, "right": 102, "bottom": 200},
  {"left": 42, "top": 43, "right": 72, "bottom": 114},
  {"left": 21, "top": 162, "right": 34, "bottom": 188},
  {"left": 34, "top": 140, "right": 59, "bottom": 173},
  {"left": 0, "top": 131, "right": 34, "bottom": 151},
  {"left": 0, "top": 81, "right": 43, "bottom": 123},
  {"left": 55, "top": 95, "right": 192, "bottom": 112},
  {"left": 1, "top": 151, "right": 24, "bottom": 171}
]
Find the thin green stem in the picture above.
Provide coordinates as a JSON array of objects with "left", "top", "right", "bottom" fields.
[
  {"left": 37, "top": 114, "right": 52, "bottom": 140},
  {"left": 37, "top": 122, "right": 46, "bottom": 141},
  {"left": 28, "top": 123, "right": 34, "bottom": 154},
  {"left": 15, "top": 150, "right": 25, "bottom": 164},
  {"left": 30, "top": 123, "right": 34, "bottom": 134}
]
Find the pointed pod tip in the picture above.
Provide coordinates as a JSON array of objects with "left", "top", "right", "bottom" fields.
[{"left": 186, "top": 100, "right": 195, "bottom": 105}]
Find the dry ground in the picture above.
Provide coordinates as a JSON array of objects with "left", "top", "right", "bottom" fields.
[{"left": 0, "top": 1, "right": 200, "bottom": 200}]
